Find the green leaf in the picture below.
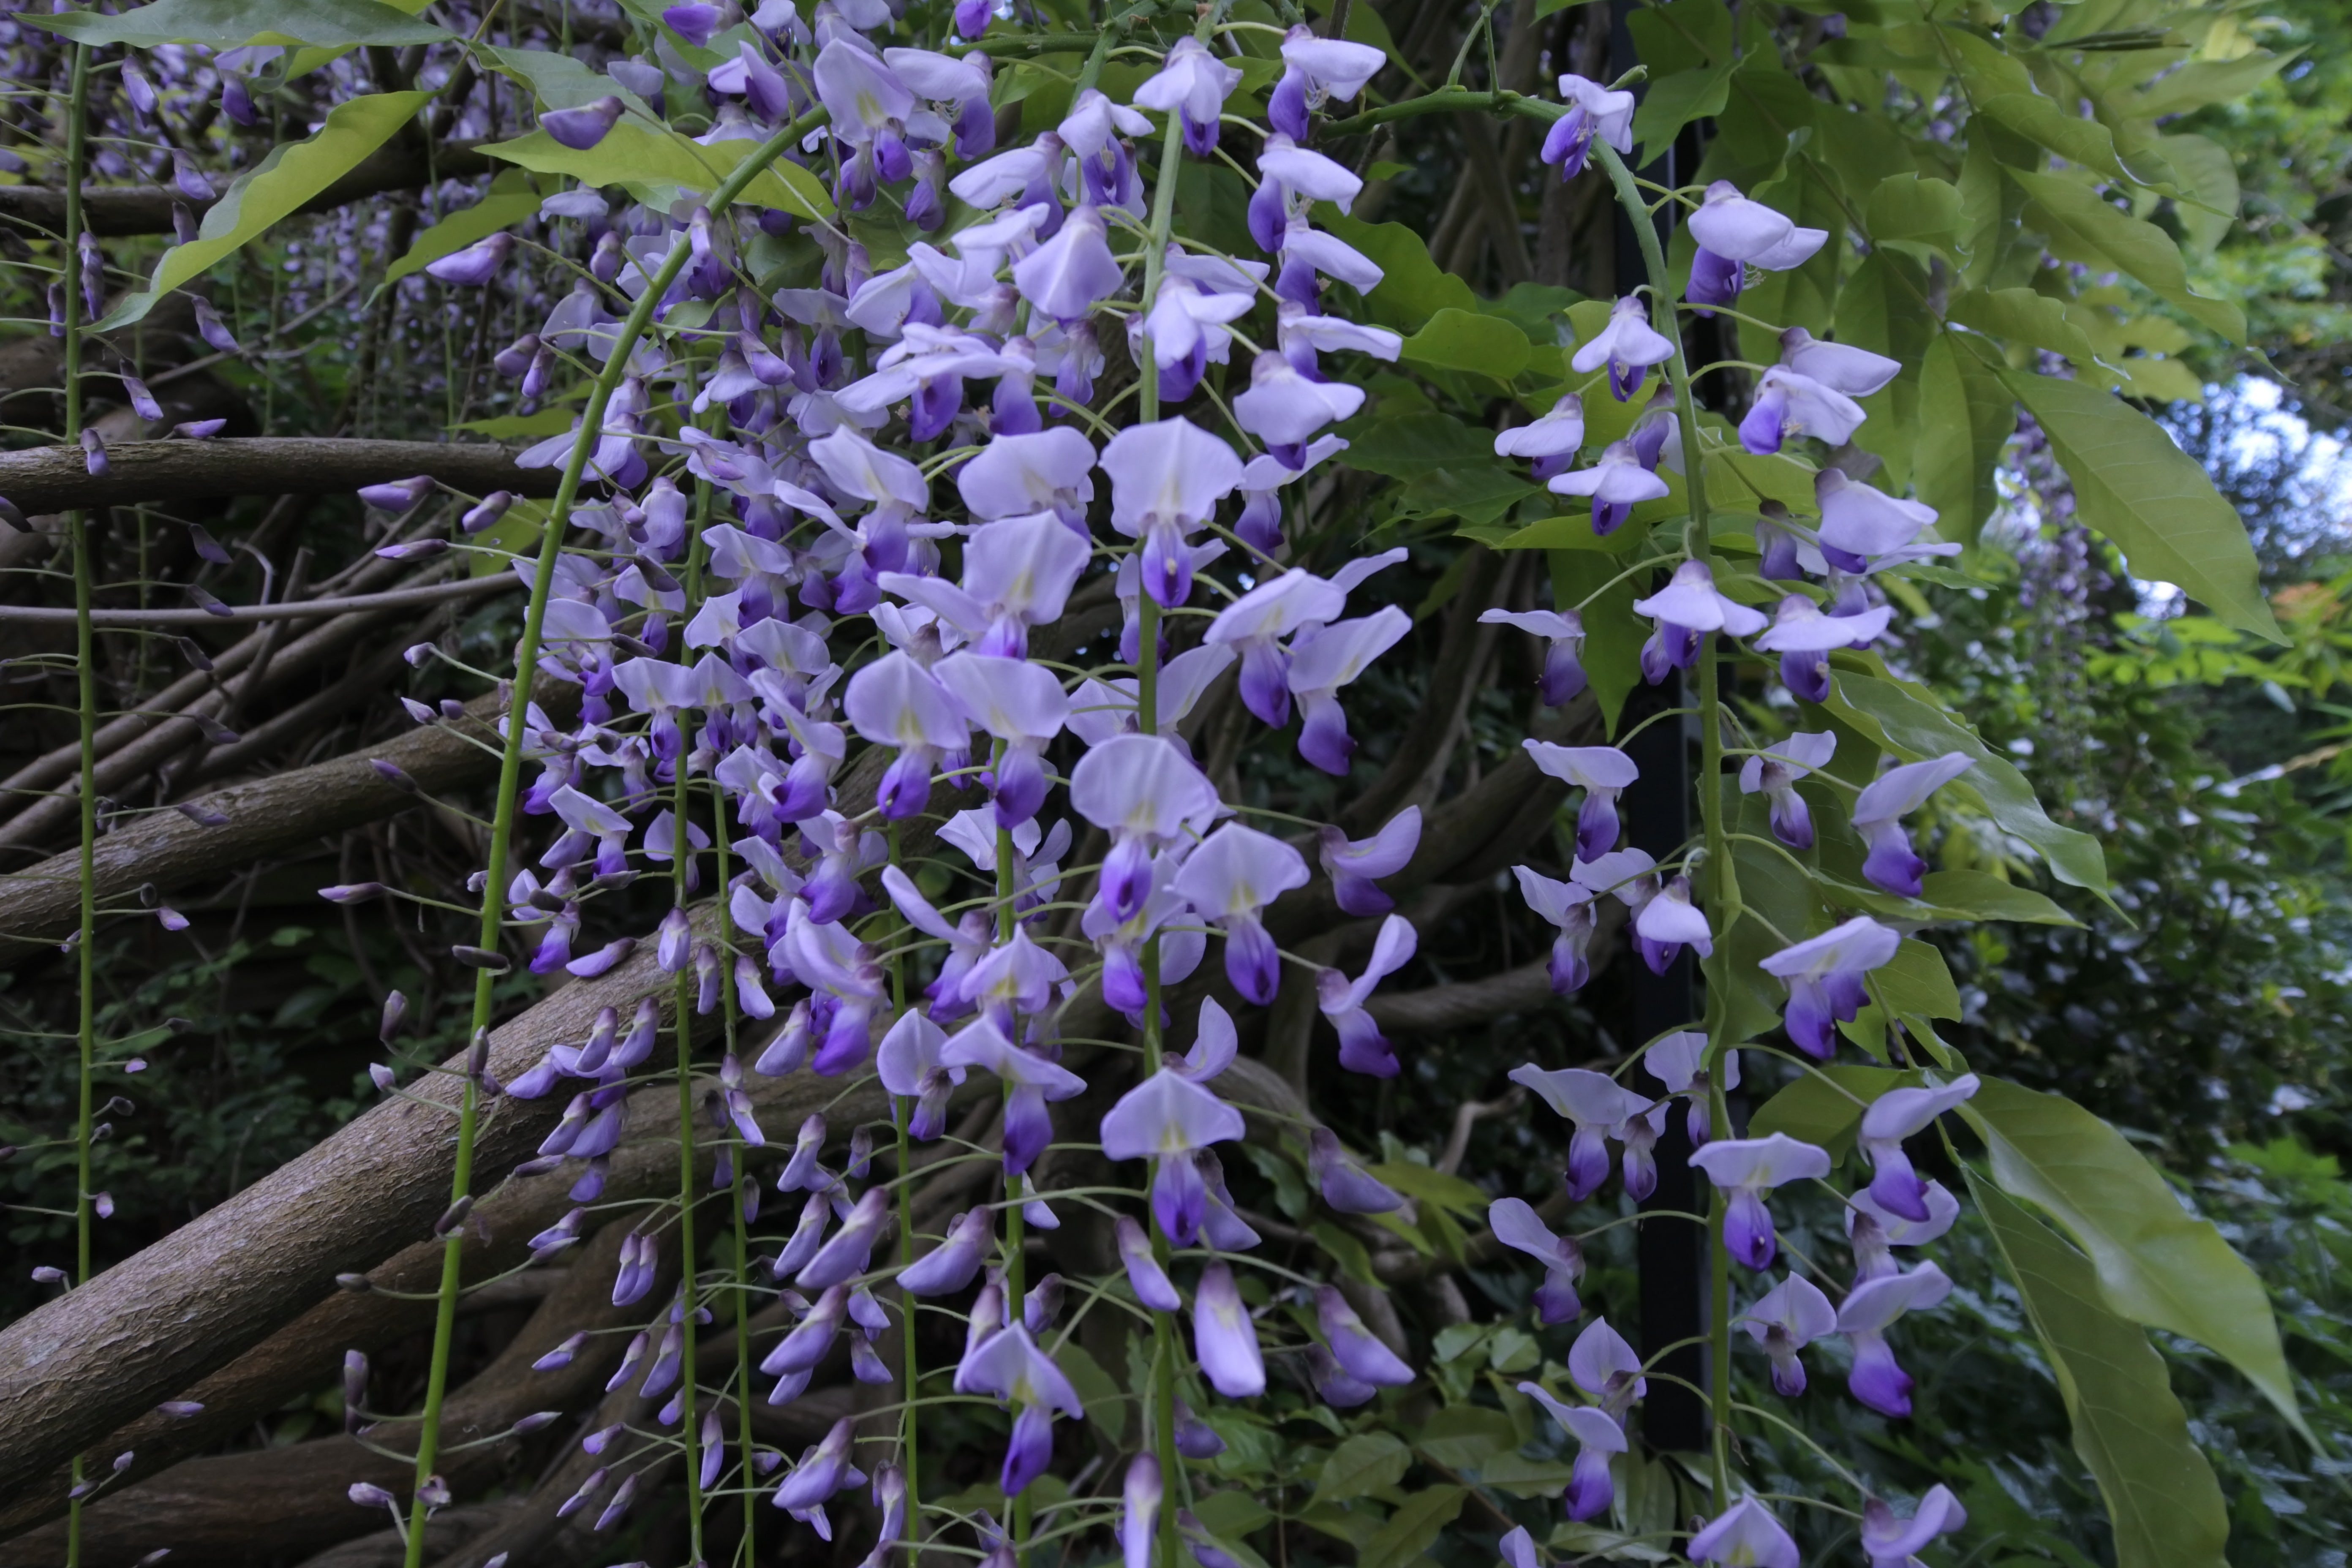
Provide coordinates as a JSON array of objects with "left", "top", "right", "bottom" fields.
[
  {"left": 1054, "top": 1338, "right": 1130, "bottom": 1446},
  {"left": 1748, "top": 1065, "right": 1916, "bottom": 1158},
  {"left": 1193, "top": 1489, "right": 1275, "bottom": 1541},
  {"left": 1550, "top": 550, "right": 1642, "bottom": 735},
  {"left": 1914, "top": 329, "right": 2014, "bottom": 546},
  {"left": 2121, "top": 50, "right": 2291, "bottom": 120},
  {"left": 1314, "top": 210, "right": 1476, "bottom": 331},
  {"left": 1627, "top": 0, "right": 1735, "bottom": 161},
  {"left": 1916, "top": 869, "right": 2079, "bottom": 926},
  {"left": 1946, "top": 288, "right": 2107, "bottom": 374},
  {"left": 1415, "top": 1405, "right": 1517, "bottom": 1468},
  {"left": 479, "top": 124, "right": 828, "bottom": 218},
  {"left": 1400, "top": 308, "right": 1532, "bottom": 382},
  {"left": 1311, "top": 1432, "right": 1413, "bottom": 1505},
  {"left": 1870, "top": 938, "right": 1960, "bottom": 1021},
  {"left": 1311, "top": 1219, "right": 1377, "bottom": 1285},
  {"left": 2010, "top": 170, "right": 2245, "bottom": 345},
  {"left": 1367, "top": 1159, "right": 1490, "bottom": 1215},
  {"left": 1974, "top": 93, "right": 2143, "bottom": 188},
  {"left": 2153, "top": 133, "right": 2239, "bottom": 261},
  {"left": 1357, "top": 1485, "right": 1466, "bottom": 1568},
  {"left": 1822, "top": 670, "right": 2109, "bottom": 891},
  {"left": 476, "top": 42, "right": 656, "bottom": 114},
  {"left": 1962, "top": 1078, "right": 2312, "bottom": 1443},
  {"left": 1723, "top": 789, "right": 1828, "bottom": 1043},
  {"left": 100, "top": 90, "right": 434, "bottom": 331},
  {"left": 1476, "top": 1453, "right": 1580, "bottom": 1498},
  {"left": 28, "top": 0, "right": 445, "bottom": 47},
  {"left": 1865, "top": 172, "right": 1964, "bottom": 263},
  {"left": 1967, "top": 1174, "right": 2232, "bottom": 1568},
  {"left": 1332, "top": 411, "right": 1494, "bottom": 479},
  {"left": 1994, "top": 365, "right": 2281, "bottom": 643},
  {"left": 384, "top": 167, "right": 541, "bottom": 288}
]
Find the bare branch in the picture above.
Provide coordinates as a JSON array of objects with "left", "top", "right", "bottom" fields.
[
  {"left": 0, "top": 437, "right": 561, "bottom": 516},
  {"left": 0, "top": 142, "right": 493, "bottom": 239},
  {"left": 0, "top": 574, "right": 519, "bottom": 626}
]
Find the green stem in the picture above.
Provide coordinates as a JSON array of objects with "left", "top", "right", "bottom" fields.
[
  {"left": 398, "top": 108, "right": 823, "bottom": 1568},
  {"left": 1592, "top": 138, "right": 1735, "bottom": 1515},
  {"left": 61, "top": 41, "right": 93, "bottom": 1568}
]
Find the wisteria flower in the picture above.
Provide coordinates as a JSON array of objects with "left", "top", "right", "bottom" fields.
[
  {"left": 954, "top": 1324, "right": 1083, "bottom": 1493},
  {"left": 1176, "top": 824, "right": 1311, "bottom": 1003},
  {"left": 1736, "top": 730, "right": 1838, "bottom": 847},
  {"left": 1269, "top": 26, "right": 1385, "bottom": 137},
  {"left": 1643, "top": 1029, "right": 1740, "bottom": 1144},
  {"left": 1632, "top": 560, "right": 1768, "bottom": 681},
  {"left": 1133, "top": 36, "right": 1242, "bottom": 156},
  {"left": 1862, "top": 1485, "right": 1967, "bottom": 1568},
  {"left": 1633, "top": 874, "right": 1711, "bottom": 975},
  {"left": 1481, "top": 607, "right": 1587, "bottom": 705},
  {"left": 1317, "top": 913, "right": 1417, "bottom": 1076},
  {"left": 1489, "top": 1197, "right": 1584, "bottom": 1323},
  {"left": 1570, "top": 296, "right": 1677, "bottom": 401},
  {"left": 1815, "top": 469, "right": 1946, "bottom": 570},
  {"left": 1518, "top": 1379, "right": 1627, "bottom": 1519},
  {"left": 1317, "top": 806, "right": 1421, "bottom": 916},
  {"left": 939, "top": 1015, "right": 1087, "bottom": 1176},
  {"left": 1100, "top": 1065, "right": 1246, "bottom": 1245},
  {"left": 1689, "top": 1497, "right": 1800, "bottom": 1568},
  {"left": 1288, "top": 608, "right": 1412, "bottom": 774},
  {"left": 1101, "top": 417, "right": 1246, "bottom": 608},
  {"left": 932, "top": 652, "right": 1069, "bottom": 826},
  {"left": 1753, "top": 595, "right": 1892, "bottom": 704},
  {"left": 1735, "top": 1274, "right": 1837, "bottom": 1395},
  {"left": 1847, "top": 1181, "right": 1961, "bottom": 1280},
  {"left": 1780, "top": 327, "right": 1902, "bottom": 397},
  {"left": 1759, "top": 916, "right": 1902, "bottom": 1056},
  {"left": 1836, "top": 1262, "right": 1952, "bottom": 1417},
  {"left": 1541, "top": 74, "right": 1636, "bottom": 178},
  {"left": 1511, "top": 1064, "right": 1655, "bottom": 1200},
  {"left": 1852, "top": 752, "right": 1973, "bottom": 896},
  {"left": 843, "top": 650, "right": 969, "bottom": 818},
  {"left": 1524, "top": 742, "right": 1638, "bottom": 861},
  {"left": 1191, "top": 1260, "right": 1265, "bottom": 1396},
  {"left": 1858, "top": 1074, "right": 1979, "bottom": 1221},
  {"left": 1688, "top": 1132, "right": 1832, "bottom": 1269}
]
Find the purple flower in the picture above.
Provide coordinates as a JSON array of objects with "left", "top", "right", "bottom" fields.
[
  {"left": 1488, "top": 1196, "right": 1584, "bottom": 1323},
  {"left": 1736, "top": 730, "right": 1838, "bottom": 849},
  {"left": 954, "top": 1325, "right": 1083, "bottom": 1493},
  {"left": 542, "top": 95, "right": 624, "bottom": 149},
  {"left": 1739, "top": 366, "right": 1868, "bottom": 455},
  {"left": 1836, "top": 1262, "right": 1952, "bottom": 1417},
  {"left": 1317, "top": 1285, "right": 1413, "bottom": 1388},
  {"left": 899, "top": 1207, "right": 992, "bottom": 1296},
  {"left": 1567, "top": 1316, "right": 1645, "bottom": 1413},
  {"left": 1204, "top": 568, "right": 1348, "bottom": 727},
  {"left": 426, "top": 231, "right": 514, "bottom": 287},
  {"left": 773, "top": 1416, "right": 866, "bottom": 1530},
  {"left": 797, "top": 1187, "right": 891, "bottom": 1290},
  {"left": 1481, "top": 608, "right": 1587, "bottom": 705},
  {"left": 1191, "top": 1261, "right": 1264, "bottom": 1397},
  {"left": 1116, "top": 1214, "right": 1183, "bottom": 1310},
  {"left": 1316, "top": 914, "right": 1418, "bottom": 1076},
  {"left": 1233, "top": 350, "right": 1366, "bottom": 463},
  {"left": 1493, "top": 393, "right": 1587, "bottom": 482},
  {"left": 1759, "top": 917, "right": 1903, "bottom": 1057},
  {"left": 1270, "top": 27, "right": 1385, "bottom": 136},
  {"left": 1309, "top": 1127, "right": 1404, "bottom": 1213},
  {"left": 1122, "top": 1454, "right": 1164, "bottom": 1568},
  {"left": 933, "top": 652, "right": 1069, "bottom": 827},
  {"left": 1858, "top": 1075, "right": 1979, "bottom": 1222},
  {"left": 1688, "top": 1133, "right": 1833, "bottom": 1270},
  {"left": 1549, "top": 439, "right": 1669, "bottom": 534},
  {"left": 1688, "top": 1498, "right": 1800, "bottom": 1568},
  {"left": 1070, "top": 733, "right": 1220, "bottom": 923},
  {"left": 1753, "top": 597, "right": 1892, "bottom": 705},
  {"left": 1287, "top": 608, "right": 1412, "bottom": 774},
  {"left": 1524, "top": 742, "right": 1638, "bottom": 861},
  {"left": 1816, "top": 469, "right": 1946, "bottom": 570},
  {"left": 1518, "top": 1380, "right": 1627, "bottom": 1520},
  {"left": 1862, "top": 1485, "right": 1967, "bottom": 1568},
  {"left": 843, "top": 651, "right": 969, "bottom": 819},
  {"left": 1100, "top": 1067, "right": 1247, "bottom": 1244},
  {"left": 1846, "top": 1180, "right": 1961, "bottom": 1281},
  {"left": 1133, "top": 37, "right": 1243, "bottom": 157},
  {"left": 1316, "top": 806, "right": 1420, "bottom": 917},
  {"left": 1780, "top": 327, "right": 1902, "bottom": 397},
  {"left": 1173, "top": 824, "right": 1311, "bottom": 1004},
  {"left": 1510, "top": 1064, "right": 1654, "bottom": 1201},
  {"left": 1512, "top": 866, "right": 1597, "bottom": 995},
  {"left": 1570, "top": 296, "right": 1676, "bottom": 402},
  {"left": 1539, "top": 75, "right": 1635, "bottom": 178},
  {"left": 1013, "top": 203, "right": 1124, "bottom": 321},
  {"left": 1642, "top": 1030, "right": 1741, "bottom": 1146},
  {"left": 939, "top": 1015, "right": 1088, "bottom": 1176},
  {"left": 1100, "top": 417, "right": 1246, "bottom": 609},
  {"left": 1633, "top": 874, "right": 1712, "bottom": 975},
  {"left": 1734, "top": 1274, "right": 1837, "bottom": 1395},
  {"left": 1852, "top": 753, "right": 1973, "bottom": 896},
  {"left": 1633, "top": 561, "right": 1769, "bottom": 682},
  {"left": 885, "top": 509, "right": 1092, "bottom": 657},
  {"left": 958, "top": 427, "right": 1098, "bottom": 528}
]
